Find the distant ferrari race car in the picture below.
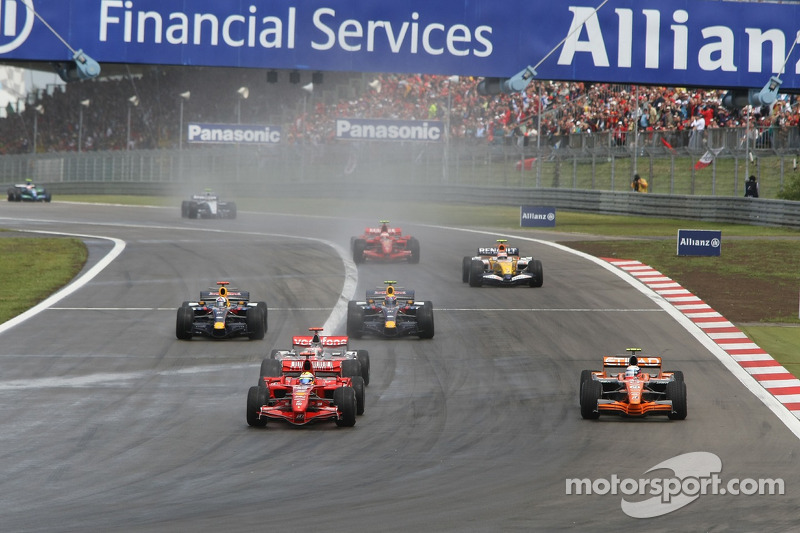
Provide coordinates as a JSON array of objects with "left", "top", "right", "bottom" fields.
[
  {"left": 579, "top": 348, "right": 687, "bottom": 420},
  {"left": 181, "top": 190, "right": 237, "bottom": 219},
  {"left": 351, "top": 220, "right": 420, "bottom": 264},
  {"left": 247, "top": 358, "right": 361, "bottom": 427},
  {"left": 463, "top": 240, "right": 543, "bottom": 287},
  {"left": 176, "top": 281, "right": 267, "bottom": 340},
  {"left": 347, "top": 281, "right": 434, "bottom": 339}
]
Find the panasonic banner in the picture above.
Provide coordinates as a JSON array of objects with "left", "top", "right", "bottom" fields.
[
  {"left": 677, "top": 229, "right": 721, "bottom": 257},
  {"left": 1, "top": 1, "right": 799, "bottom": 90},
  {"left": 336, "top": 119, "right": 443, "bottom": 142},
  {"left": 186, "top": 123, "right": 281, "bottom": 144},
  {"left": 520, "top": 206, "right": 556, "bottom": 228}
]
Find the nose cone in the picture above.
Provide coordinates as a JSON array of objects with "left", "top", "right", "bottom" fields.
[
  {"left": 385, "top": 320, "right": 396, "bottom": 329},
  {"left": 214, "top": 321, "right": 225, "bottom": 330}
]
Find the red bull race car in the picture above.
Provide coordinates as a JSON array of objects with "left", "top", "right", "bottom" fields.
[
  {"left": 579, "top": 348, "right": 687, "bottom": 420},
  {"left": 462, "top": 239, "right": 543, "bottom": 288},
  {"left": 175, "top": 281, "right": 267, "bottom": 340},
  {"left": 351, "top": 220, "right": 420, "bottom": 264},
  {"left": 247, "top": 358, "right": 359, "bottom": 427},
  {"left": 347, "top": 281, "right": 434, "bottom": 339}
]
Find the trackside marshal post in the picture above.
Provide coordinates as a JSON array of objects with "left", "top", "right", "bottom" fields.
[
  {"left": 677, "top": 229, "right": 721, "bottom": 256},
  {"left": 520, "top": 206, "right": 556, "bottom": 227}
]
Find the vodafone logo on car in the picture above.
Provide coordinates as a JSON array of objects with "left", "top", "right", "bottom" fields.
[{"left": 0, "top": 0, "right": 35, "bottom": 54}]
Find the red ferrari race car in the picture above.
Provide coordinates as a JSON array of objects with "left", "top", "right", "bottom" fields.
[
  {"left": 579, "top": 348, "right": 687, "bottom": 420},
  {"left": 246, "top": 359, "right": 359, "bottom": 427},
  {"left": 259, "top": 327, "right": 369, "bottom": 413},
  {"left": 351, "top": 220, "right": 420, "bottom": 264}
]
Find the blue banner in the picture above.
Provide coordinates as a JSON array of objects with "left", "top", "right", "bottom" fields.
[
  {"left": 677, "top": 229, "right": 721, "bottom": 257},
  {"left": 1, "top": 1, "right": 799, "bottom": 89},
  {"left": 521, "top": 206, "right": 556, "bottom": 227}
]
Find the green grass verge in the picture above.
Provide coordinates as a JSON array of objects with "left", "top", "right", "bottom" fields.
[{"left": 0, "top": 237, "right": 87, "bottom": 323}]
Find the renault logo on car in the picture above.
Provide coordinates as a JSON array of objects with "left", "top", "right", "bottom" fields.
[{"left": 0, "top": 0, "right": 35, "bottom": 54}]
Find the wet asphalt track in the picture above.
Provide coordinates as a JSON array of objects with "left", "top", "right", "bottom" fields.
[{"left": 0, "top": 201, "right": 797, "bottom": 532}]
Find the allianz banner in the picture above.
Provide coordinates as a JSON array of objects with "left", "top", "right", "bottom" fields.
[
  {"left": 186, "top": 123, "right": 281, "bottom": 144},
  {"left": 520, "top": 206, "right": 556, "bottom": 228},
  {"left": 677, "top": 229, "right": 721, "bottom": 257},
  {"left": 336, "top": 119, "right": 443, "bottom": 142},
  {"left": 0, "top": 1, "right": 798, "bottom": 89}
]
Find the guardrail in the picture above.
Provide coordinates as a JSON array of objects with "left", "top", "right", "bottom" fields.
[{"left": 32, "top": 180, "right": 800, "bottom": 229}]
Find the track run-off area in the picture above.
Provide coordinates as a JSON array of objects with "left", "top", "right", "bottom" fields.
[{"left": 0, "top": 200, "right": 797, "bottom": 532}]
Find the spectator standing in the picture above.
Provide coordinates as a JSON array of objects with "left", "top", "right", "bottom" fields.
[
  {"left": 631, "top": 173, "right": 649, "bottom": 192},
  {"left": 744, "top": 175, "right": 759, "bottom": 197}
]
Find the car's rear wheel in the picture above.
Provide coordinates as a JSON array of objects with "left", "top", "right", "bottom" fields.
[
  {"left": 417, "top": 301, "right": 435, "bottom": 339},
  {"left": 580, "top": 379, "right": 602, "bottom": 419},
  {"left": 346, "top": 301, "right": 363, "bottom": 339},
  {"left": 469, "top": 260, "right": 484, "bottom": 287},
  {"left": 188, "top": 202, "right": 199, "bottom": 219},
  {"left": 247, "top": 307, "right": 265, "bottom": 340},
  {"left": 260, "top": 358, "right": 282, "bottom": 381},
  {"left": 341, "top": 359, "right": 362, "bottom": 380},
  {"left": 666, "top": 380, "right": 688, "bottom": 420},
  {"left": 246, "top": 386, "right": 268, "bottom": 427},
  {"left": 356, "top": 350, "right": 370, "bottom": 386},
  {"left": 333, "top": 387, "right": 357, "bottom": 427},
  {"left": 175, "top": 305, "right": 194, "bottom": 340},
  {"left": 527, "top": 259, "right": 544, "bottom": 288},
  {"left": 353, "top": 239, "right": 366, "bottom": 264},
  {"left": 350, "top": 376, "right": 366, "bottom": 415},
  {"left": 269, "top": 348, "right": 281, "bottom": 360},
  {"left": 667, "top": 370, "right": 684, "bottom": 384},
  {"left": 408, "top": 237, "right": 420, "bottom": 264},
  {"left": 462, "top": 256, "right": 472, "bottom": 283},
  {"left": 228, "top": 202, "right": 237, "bottom": 219},
  {"left": 256, "top": 301, "right": 268, "bottom": 333}
]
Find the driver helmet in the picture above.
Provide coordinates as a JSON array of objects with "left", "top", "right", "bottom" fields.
[
  {"left": 385, "top": 295, "right": 397, "bottom": 306},
  {"left": 215, "top": 296, "right": 227, "bottom": 308},
  {"left": 298, "top": 371, "right": 314, "bottom": 385},
  {"left": 625, "top": 365, "right": 640, "bottom": 378}
]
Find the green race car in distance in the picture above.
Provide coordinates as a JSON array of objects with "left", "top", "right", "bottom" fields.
[{"left": 7, "top": 180, "right": 52, "bottom": 202}]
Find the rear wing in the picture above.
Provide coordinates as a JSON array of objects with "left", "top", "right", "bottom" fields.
[
  {"left": 366, "top": 288, "right": 415, "bottom": 301},
  {"left": 280, "top": 359, "right": 343, "bottom": 375},
  {"left": 477, "top": 247, "right": 520, "bottom": 256},
  {"left": 191, "top": 194, "right": 218, "bottom": 201},
  {"left": 602, "top": 356, "right": 662, "bottom": 378},
  {"left": 365, "top": 227, "right": 402, "bottom": 236},
  {"left": 199, "top": 289, "right": 250, "bottom": 301},
  {"left": 292, "top": 335, "right": 349, "bottom": 348}
]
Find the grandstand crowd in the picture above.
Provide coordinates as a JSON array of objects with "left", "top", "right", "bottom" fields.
[{"left": 0, "top": 66, "right": 797, "bottom": 154}]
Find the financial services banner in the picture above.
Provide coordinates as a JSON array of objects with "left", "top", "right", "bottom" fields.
[{"left": 1, "top": 0, "right": 799, "bottom": 89}]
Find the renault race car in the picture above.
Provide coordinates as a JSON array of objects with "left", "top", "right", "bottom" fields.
[
  {"left": 176, "top": 281, "right": 267, "bottom": 340},
  {"left": 180, "top": 190, "right": 237, "bottom": 219},
  {"left": 351, "top": 220, "right": 420, "bottom": 264},
  {"left": 261, "top": 327, "right": 370, "bottom": 386},
  {"left": 347, "top": 281, "right": 434, "bottom": 339},
  {"left": 463, "top": 239, "right": 543, "bottom": 288},
  {"left": 7, "top": 180, "right": 52, "bottom": 202},
  {"left": 247, "top": 358, "right": 359, "bottom": 427},
  {"left": 579, "top": 348, "right": 687, "bottom": 420}
]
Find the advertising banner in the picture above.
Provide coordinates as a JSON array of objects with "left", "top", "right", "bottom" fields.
[
  {"left": 677, "top": 229, "right": 721, "bottom": 257},
  {"left": 520, "top": 206, "right": 556, "bottom": 227}
]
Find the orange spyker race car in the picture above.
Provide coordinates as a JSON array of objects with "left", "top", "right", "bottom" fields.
[
  {"left": 351, "top": 220, "right": 420, "bottom": 264},
  {"left": 246, "top": 359, "right": 359, "bottom": 427},
  {"left": 579, "top": 348, "right": 687, "bottom": 420}
]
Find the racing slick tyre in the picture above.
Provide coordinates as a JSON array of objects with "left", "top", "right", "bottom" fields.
[
  {"left": 257, "top": 301, "right": 268, "bottom": 333},
  {"left": 351, "top": 376, "right": 366, "bottom": 415},
  {"left": 269, "top": 349, "right": 282, "bottom": 360},
  {"left": 462, "top": 256, "right": 472, "bottom": 283},
  {"left": 352, "top": 239, "right": 366, "bottom": 264},
  {"left": 408, "top": 237, "right": 420, "bottom": 264},
  {"left": 579, "top": 370, "right": 593, "bottom": 403},
  {"left": 44, "top": 193, "right": 52, "bottom": 203},
  {"left": 580, "top": 379, "right": 602, "bottom": 419},
  {"left": 341, "top": 360, "right": 362, "bottom": 381},
  {"left": 356, "top": 350, "right": 370, "bottom": 386},
  {"left": 417, "top": 301, "right": 435, "bottom": 339},
  {"left": 175, "top": 305, "right": 194, "bottom": 340},
  {"left": 187, "top": 202, "right": 199, "bottom": 219},
  {"left": 527, "top": 259, "right": 544, "bottom": 288},
  {"left": 246, "top": 386, "right": 268, "bottom": 427},
  {"left": 468, "top": 259, "right": 484, "bottom": 287},
  {"left": 180, "top": 201, "right": 189, "bottom": 217},
  {"left": 247, "top": 307, "right": 266, "bottom": 340},
  {"left": 666, "top": 380, "right": 688, "bottom": 420},
  {"left": 346, "top": 301, "right": 363, "bottom": 339},
  {"left": 227, "top": 202, "right": 237, "bottom": 219},
  {"left": 259, "top": 358, "right": 282, "bottom": 381},
  {"left": 667, "top": 370, "right": 684, "bottom": 384},
  {"left": 333, "top": 387, "right": 357, "bottom": 427}
]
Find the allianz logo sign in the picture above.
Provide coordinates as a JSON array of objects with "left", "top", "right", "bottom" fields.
[
  {"left": 521, "top": 213, "right": 555, "bottom": 221},
  {"left": 0, "top": 0, "right": 35, "bottom": 54}
]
